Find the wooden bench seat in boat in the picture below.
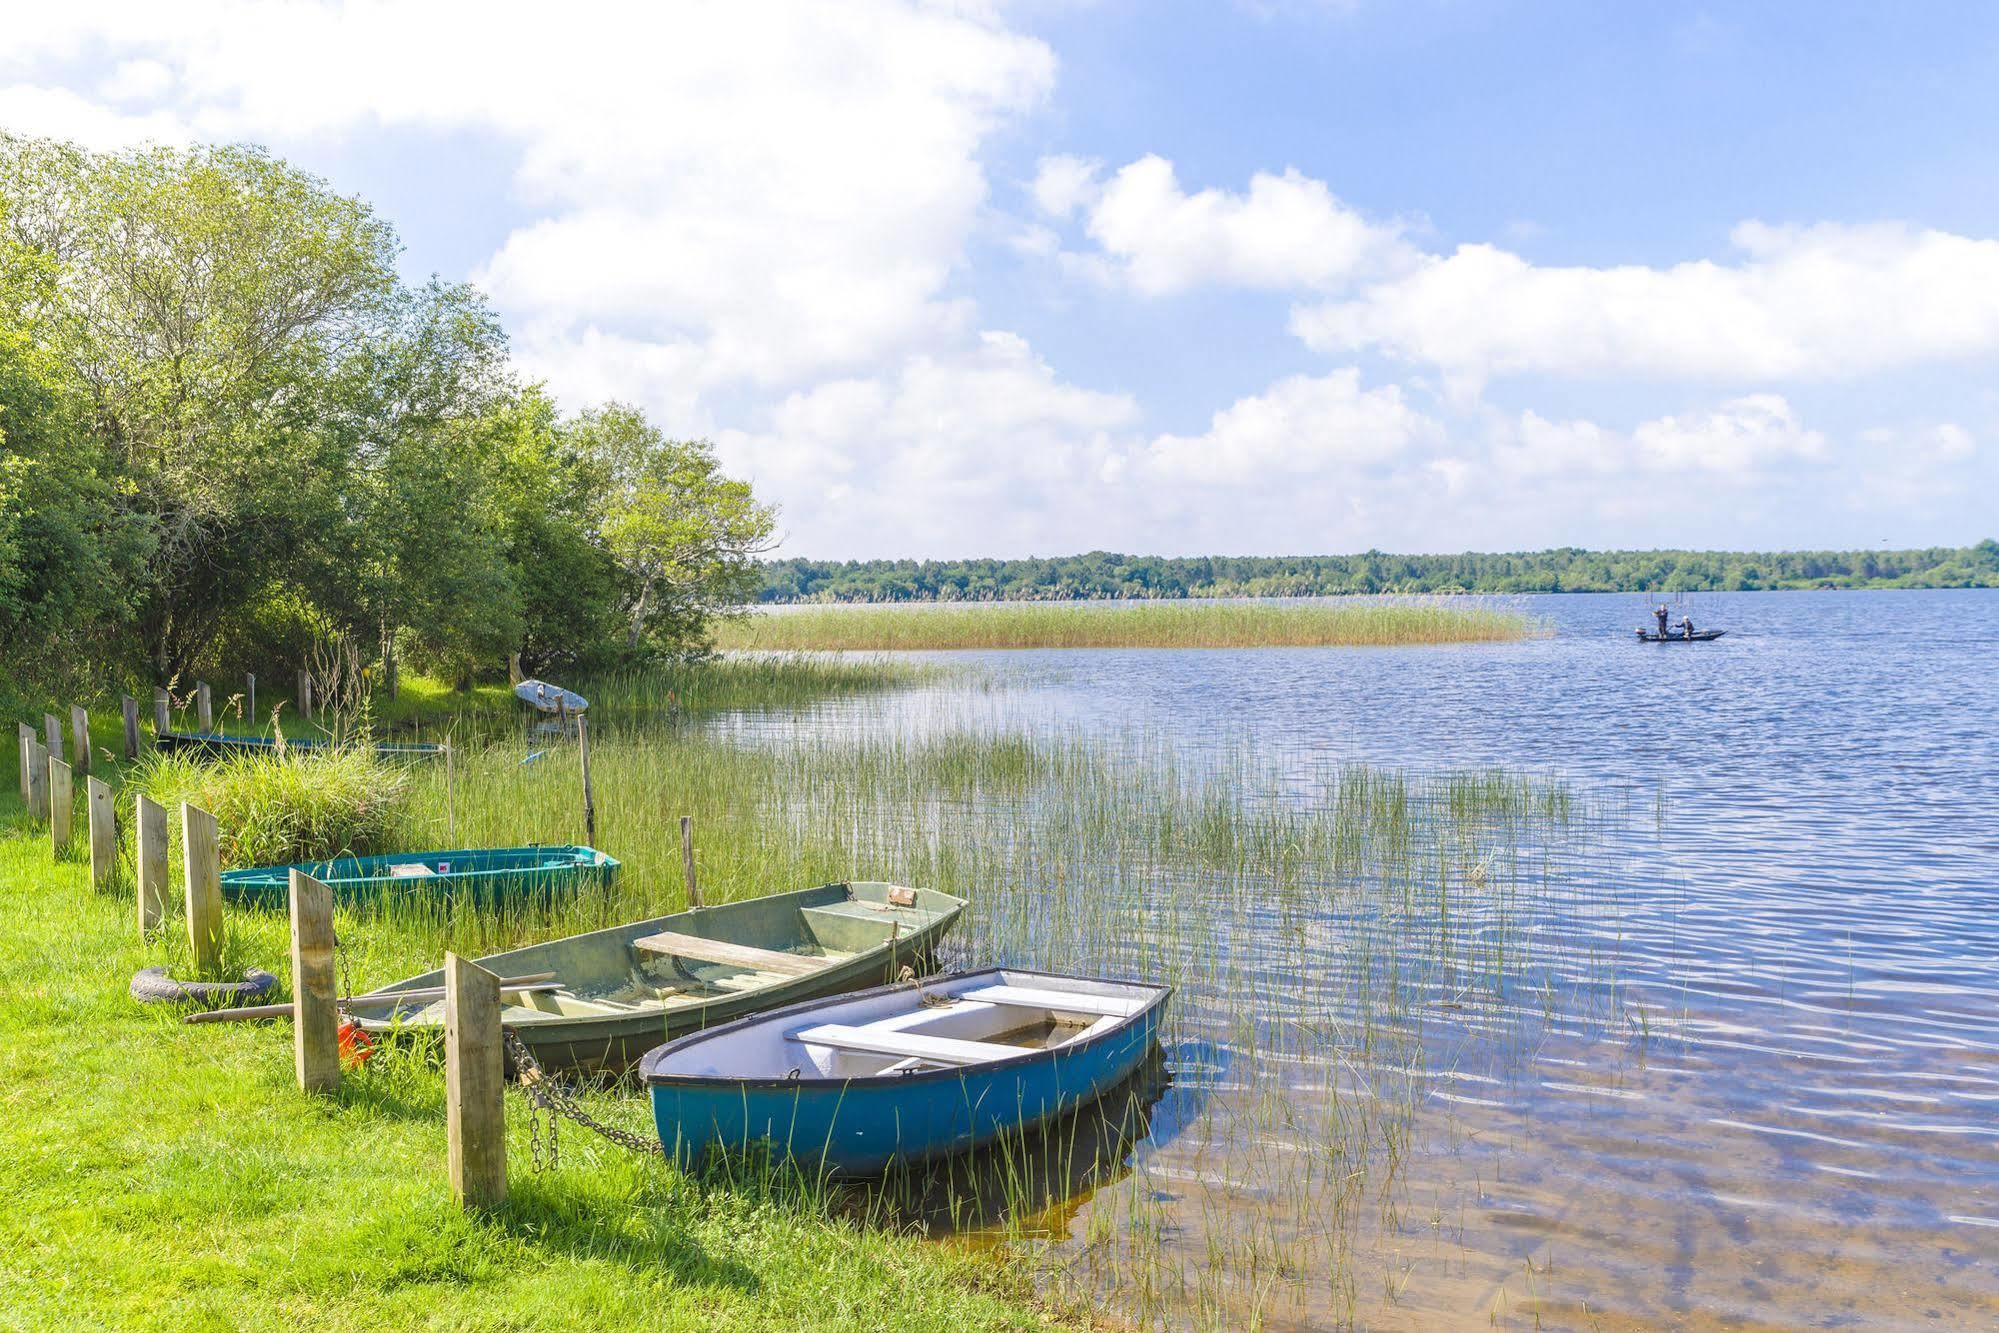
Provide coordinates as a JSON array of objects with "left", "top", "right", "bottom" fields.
[
  {"left": 954, "top": 984, "right": 1146, "bottom": 1019},
  {"left": 631, "top": 930, "right": 832, "bottom": 978},
  {"left": 790, "top": 1023, "right": 1036, "bottom": 1067}
]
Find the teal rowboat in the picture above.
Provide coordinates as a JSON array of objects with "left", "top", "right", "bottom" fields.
[
  {"left": 157, "top": 731, "right": 442, "bottom": 759},
  {"left": 351, "top": 881, "right": 967, "bottom": 1074},
  {"left": 219, "top": 845, "right": 619, "bottom": 908}
]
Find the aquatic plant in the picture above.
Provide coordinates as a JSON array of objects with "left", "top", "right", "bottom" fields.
[{"left": 711, "top": 598, "right": 1544, "bottom": 651}]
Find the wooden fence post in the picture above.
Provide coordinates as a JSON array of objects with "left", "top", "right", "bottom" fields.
[
  {"left": 70, "top": 705, "right": 89, "bottom": 776},
  {"left": 246, "top": 673, "right": 256, "bottom": 725},
  {"left": 48, "top": 756, "right": 72, "bottom": 855},
  {"left": 17, "top": 722, "right": 33, "bottom": 803},
  {"left": 25, "top": 739, "right": 47, "bottom": 821},
  {"left": 44, "top": 712, "right": 63, "bottom": 763},
  {"left": 289, "top": 869, "right": 340, "bottom": 1095},
  {"left": 196, "top": 681, "right": 212, "bottom": 731},
  {"left": 136, "top": 794, "right": 168, "bottom": 934},
  {"left": 298, "top": 670, "right": 314, "bottom": 721},
  {"left": 122, "top": 695, "right": 140, "bottom": 759},
  {"left": 153, "top": 688, "right": 171, "bottom": 736},
  {"left": 577, "top": 716, "right": 596, "bottom": 845},
  {"left": 182, "top": 803, "right": 224, "bottom": 971},
  {"left": 445, "top": 952, "right": 507, "bottom": 1210},
  {"left": 681, "top": 815, "right": 703, "bottom": 908},
  {"left": 88, "top": 776, "right": 117, "bottom": 890}
]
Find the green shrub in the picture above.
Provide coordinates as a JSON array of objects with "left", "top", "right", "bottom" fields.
[{"left": 126, "top": 747, "right": 411, "bottom": 868}]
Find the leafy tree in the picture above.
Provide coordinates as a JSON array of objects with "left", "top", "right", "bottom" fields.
[
  {"left": 566, "top": 404, "right": 777, "bottom": 656},
  {"left": 2, "top": 134, "right": 398, "bottom": 678}
]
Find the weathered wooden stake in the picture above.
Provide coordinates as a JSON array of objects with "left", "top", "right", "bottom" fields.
[
  {"left": 87, "top": 776, "right": 117, "bottom": 890},
  {"left": 47, "top": 755, "right": 72, "bottom": 855},
  {"left": 17, "top": 722, "right": 33, "bottom": 802},
  {"left": 298, "top": 670, "right": 314, "bottom": 720},
  {"left": 182, "top": 803, "right": 224, "bottom": 971},
  {"left": 289, "top": 869, "right": 340, "bottom": 1095},
  {"left": 136, "top": 794, "right": 169, "bottom": 934},
  {"left": 122, "top": 695, "right": 140, "bottom": 759},
  {"left": 577, "top": 715, "right": 596, "bottom": 844},
  {"left": 25, "top": 739, "right": 48, "bottom": 821},
  {"left": 444, "top": 952, "right": 507, "bottom": 1210},
  {"left": 246, "top": 672, "right": 256, "bottom": 725},
  {"left": 681, "top": 815, "right": 703, "bottom": 908},
  {"left": 153, "top": 688, "right": 171, "bottom": 736},
  {"left": 44, "top": 712, "right": 63, "bottom": 763},
  {"left": 196, "top": 681, "right": 212, "bottom": 731},
  {"left": 70, "top": 704, "right": 90, "bottom": 776}
]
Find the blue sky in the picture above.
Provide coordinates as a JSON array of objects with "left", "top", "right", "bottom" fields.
[{"left": 4, "top": 1, "right": 1995, "bottom": 558}]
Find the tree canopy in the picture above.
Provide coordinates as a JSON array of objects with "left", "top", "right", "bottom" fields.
[
  {"left": 759, "top": 543, "right": 1999, "bottom": 603},
  {"left": 0, "top": 132, "right": 775, "bottom": 689}
]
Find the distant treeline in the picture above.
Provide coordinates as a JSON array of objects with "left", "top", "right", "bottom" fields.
[{"left": 760, "top": 543, "right": 1999, "bottom": 602}]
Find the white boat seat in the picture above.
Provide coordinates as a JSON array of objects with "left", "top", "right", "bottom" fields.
[
  {"left": 954, "top": 984, "right": 1146, "bottom": 1019},
  {"left": 790, "top": 1023, "right": 1035, "bottom": 1066},
  {"left": 631, "top": 930, "right": 831, "bottom": 978}
]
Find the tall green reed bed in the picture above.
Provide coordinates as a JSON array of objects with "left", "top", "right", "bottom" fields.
[
  {"left": 713, "top": 598, "right": 1545, "bottom": 651},
  {"left": 368, "top": 655, "right": 936, "bottom": 740},
  {"left": 150, "top": 702, "right": 1605, "bottom": 1329}
]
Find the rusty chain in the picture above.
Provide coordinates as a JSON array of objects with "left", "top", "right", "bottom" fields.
[{"left": 503, "top": 1028, "right": 664, "bottom": 1169}]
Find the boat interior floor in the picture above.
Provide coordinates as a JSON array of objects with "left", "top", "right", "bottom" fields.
[{"left": 788, "top": 984, "right": 1144, "bottom": 1079}]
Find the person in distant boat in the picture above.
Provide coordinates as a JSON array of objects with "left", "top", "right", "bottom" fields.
[
  {"left": 1654, "top": 605, "right": 1670, "bottom": 638},
  {"left": 1680, "top": 615, "right": 1696, "bottom": 639}
]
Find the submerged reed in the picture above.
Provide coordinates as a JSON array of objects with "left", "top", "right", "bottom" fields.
[{"left": 712, "top": 598, "right": 1545, "bottom": 651}]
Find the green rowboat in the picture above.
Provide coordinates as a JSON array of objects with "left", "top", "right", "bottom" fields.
[
  {"left": 351, "top": 881, "right": 966, "bottom": 1074},
  {"left": 219, "top": 845, "right": 620, "bottom": 908}
]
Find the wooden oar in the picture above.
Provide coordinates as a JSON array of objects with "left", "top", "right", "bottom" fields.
[{"left": 182, "top": 973, "right": 561, "bottom": 1024}]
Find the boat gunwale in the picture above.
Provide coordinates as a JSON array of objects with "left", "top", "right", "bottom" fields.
[
  {"left": 157, "top": 730, "right": 444, "bottom": 755},
  {"left": 638, "top": 965, "right": 1172, "bottom": 1091},
  {"left": 220, "top": 844, "right": 619, "bottom": 890},
  {"left": 352, "top": 882, "right": 968, "bottom": 1037}
]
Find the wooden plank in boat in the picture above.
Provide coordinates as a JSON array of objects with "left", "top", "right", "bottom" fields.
[
  {"left": 955, "top": 984, "right": 1145, "bottom": 1019},
  {"left": 631, "top": 930, "right": 830, "bottom": 978},
  {"left": 791, "top": 1024, "right": 1035, "bottom": 1066}
]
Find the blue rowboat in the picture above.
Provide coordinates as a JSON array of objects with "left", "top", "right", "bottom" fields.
[
  {"left": 640, "top": 967, "right": 1171, "bottom": 1176},
  {"left": 157, "top": 730, "right": 443, "bottom": 759},
  {"left": 219, "top": 845, "right": 619, "bottom": 908}
]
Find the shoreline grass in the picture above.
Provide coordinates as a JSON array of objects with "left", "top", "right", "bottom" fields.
[
  {"left": 5, "top": 664, "right": 1606, "bottom": 1329},
  {"left": 714, "top": 599, "right": 1544, "bottom": 651}
]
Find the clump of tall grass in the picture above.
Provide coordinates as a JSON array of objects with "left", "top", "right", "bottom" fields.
[
  {"left": 712, "top": 598, "right": 1544, "bottom": 651},
  {"left": 126, "top": 747, "right": 411, "bottom": 867}
]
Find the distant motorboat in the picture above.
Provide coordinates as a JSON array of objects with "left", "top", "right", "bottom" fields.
[
  {"left": 514, "top": 679, "right": 588, "bottom": 714},
  {"left": 1635, "top": 629, "right": 1726, "bottom": 642}
]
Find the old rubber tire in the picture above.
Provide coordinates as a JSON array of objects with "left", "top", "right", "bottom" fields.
[{"left": 130, "top": 965, "right": 280, "bottom": 1007}]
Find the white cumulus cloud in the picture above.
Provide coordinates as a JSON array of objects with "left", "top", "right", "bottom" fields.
[
  {"left": 1139, "top": 368, "right": 1433, "bottom": 483},
  {"left": 1294, "top": 222, "right": 1999, "bottom": 385},
  {"left": 1068, "top": 154, "right": 1412, "bottom": 295}
]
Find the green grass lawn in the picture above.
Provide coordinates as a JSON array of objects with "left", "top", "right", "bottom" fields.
[{"left": 0, "top": 791, "right": 1055, "bottom": 1331}]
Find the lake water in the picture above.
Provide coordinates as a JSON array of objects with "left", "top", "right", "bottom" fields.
[{"left": 739, "top": 589, "right": 1999, "bottom": 1327}]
